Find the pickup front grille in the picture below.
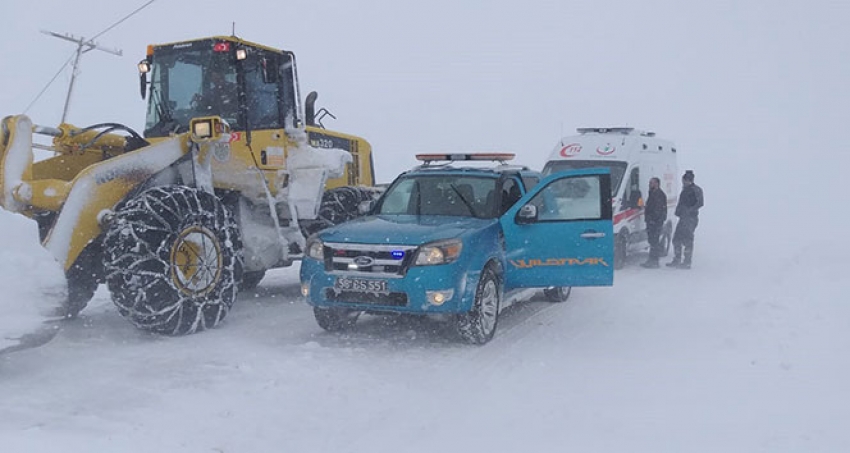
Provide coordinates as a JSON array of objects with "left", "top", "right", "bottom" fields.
[{"left": 324, "top": 243, "right": 417, "bottom": 277}]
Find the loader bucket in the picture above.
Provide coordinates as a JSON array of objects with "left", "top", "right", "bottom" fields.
[{"left": 0, "top": 115, "right": 34, "bottom": 213}]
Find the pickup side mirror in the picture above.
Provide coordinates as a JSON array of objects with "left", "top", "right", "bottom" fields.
[{"left": 516, "top": 204, "right": 538, "bottom": 224}]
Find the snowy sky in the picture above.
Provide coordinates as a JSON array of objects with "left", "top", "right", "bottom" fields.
[{"left": 1, "top": 0, "right": 847, "bottom": 186}]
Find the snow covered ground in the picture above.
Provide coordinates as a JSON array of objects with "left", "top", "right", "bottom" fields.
[
  {"left": 0, "top": 211, "right": 66, "bottom": 353},
  {"left": 0, "top": 149, "right": 847, "bottom": 452}
]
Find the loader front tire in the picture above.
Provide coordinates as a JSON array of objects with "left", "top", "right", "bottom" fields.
[{"left": 103, "top": 186, "right": 243, "bottom": 335}]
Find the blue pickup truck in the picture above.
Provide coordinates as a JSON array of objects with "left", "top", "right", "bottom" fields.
[{"left": 300, "top": 153, "right": 614, "bottom": 343}]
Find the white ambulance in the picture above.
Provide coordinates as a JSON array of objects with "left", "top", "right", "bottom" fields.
[{"left": 542, "top": 127, "right": 679, "bottom": 269}]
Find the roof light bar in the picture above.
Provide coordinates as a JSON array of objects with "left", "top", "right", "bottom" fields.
[
  {"left": 415, "top": 153, "right": 515, "bottom": 163},
  {"left": 577, "top": 127, "right": 635, "bottom": 135}
]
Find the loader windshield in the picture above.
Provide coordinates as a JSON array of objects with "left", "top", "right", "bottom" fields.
[
  {"left": 144, "top": 39, "right": 300, "bottom": 138},
  {"left": 145, "top": 41, "right": 240, "bottom": 136}
]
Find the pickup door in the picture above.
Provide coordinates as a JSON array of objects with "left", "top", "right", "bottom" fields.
[{"left": 500, "top": 168, "right": 614, "bottom": 290}]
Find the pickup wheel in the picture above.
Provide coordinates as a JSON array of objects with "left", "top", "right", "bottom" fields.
[
  {"left": 314, "top": 307, "right": 361, "bottom": 332},
  {"left": 103, "top": 186, "right": 243, "bottom": 335},
  {"left": 456, "top": 266, "right": 501, "bottom": 344},
  {"left": 543, "top": 286, "right": 572, "bottom": 303}
]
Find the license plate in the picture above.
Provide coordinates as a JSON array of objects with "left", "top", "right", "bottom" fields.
[{"left": 334, "top": 277, "right": 388, "bottom": 294}]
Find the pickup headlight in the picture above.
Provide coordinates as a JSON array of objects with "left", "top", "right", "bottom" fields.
[
  {"left": 306, "top": 238, "right": 324, "bottom": 260},
  {"left": 414, "top": 239, "right": 463, "bottom": 266}
]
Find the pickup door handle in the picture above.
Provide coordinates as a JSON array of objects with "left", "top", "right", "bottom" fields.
[{"left": 580, "top": 232, "right": 606, "bottom": 239}]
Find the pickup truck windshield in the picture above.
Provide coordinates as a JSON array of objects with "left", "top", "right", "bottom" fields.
[{"left": 378, "top": 175, "right": 499, "bottom": 218}]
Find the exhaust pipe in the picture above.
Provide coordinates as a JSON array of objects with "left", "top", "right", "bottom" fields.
[{"left": 305, "top": 91, "right": 318, "bottom": 127}]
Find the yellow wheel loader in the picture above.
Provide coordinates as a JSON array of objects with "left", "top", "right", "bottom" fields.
[{"left": 0, "top": 36, "right": 378, "bottom": 335}]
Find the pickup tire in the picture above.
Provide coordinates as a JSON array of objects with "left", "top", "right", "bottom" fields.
[
  {"left": 543, "top": 286, "right": 572, "bottom": 303},
  {"left": 456, "top": 266, "right": 501, "bottom": 344},
  {"left": 314, "top": 307, "right": 361, "bottom": 332},
  {"left": 103, "top": 186, "right": 243, "bottom": 335}
]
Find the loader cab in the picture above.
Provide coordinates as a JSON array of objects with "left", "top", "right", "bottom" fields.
[{"left": 141, "top": 37, "right": 301, "bottom": 138}]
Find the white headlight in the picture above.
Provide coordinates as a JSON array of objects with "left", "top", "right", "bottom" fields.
[
  {"left": 192, "top": 120, "right": 212, "bottom": 139},
  {"left": 415, "top": 240, "right": 462, "bottom": 266}
]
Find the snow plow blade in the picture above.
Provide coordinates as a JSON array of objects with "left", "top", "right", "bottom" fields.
[{"left": 0, "top": 115, "right": 35, "bottom": 214}]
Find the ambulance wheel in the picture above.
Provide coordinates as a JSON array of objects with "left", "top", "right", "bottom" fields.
[
  {"left": 614, "top": 232, "right": 628, "bottom": 270},
  {"left": 456, "top": 265, "right": 501, "bottom": 345},
  {"left": 313, "top": 307, "right": 361, "bottom": 332},
  {"left": 543, "top": 286, "right": 572, "bottom": 303},
  {"left": 103, "top": 186, "right": 244, "bottom": 335},
  {"left": 240, "top": 270, "right": 266, "bottom": 291}
]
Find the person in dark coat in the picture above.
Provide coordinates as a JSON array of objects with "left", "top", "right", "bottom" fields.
[
  {"left": 640, "top": 177, "right": 667, "bottom": 268},
  {"left": 667, "top": 170, "right": 704, "bottom": 269}
]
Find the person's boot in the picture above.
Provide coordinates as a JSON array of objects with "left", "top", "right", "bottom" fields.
[
  {"left": 666, "top": 255, "right": 681, "bottom": 267},
  {"left": 667, "top": 245, "right": 683, "bottom": 267},
  {"left": 641, "top": 257, "right": 660, "bottom": 268},
  {"left": 680, "top": 251, "right": 692, "bottom": 269}
]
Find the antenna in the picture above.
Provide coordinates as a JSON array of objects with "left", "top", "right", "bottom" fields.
[
  {"left": 232, "top": 22, "right": 236, "bottom": 36},
  {"left": 41, "top": 30, "right": 122, "bottom": 123}
]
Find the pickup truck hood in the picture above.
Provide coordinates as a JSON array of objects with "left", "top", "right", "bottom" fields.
[{"left": 318, "top": 215, "right": 496, "bottom": 245}]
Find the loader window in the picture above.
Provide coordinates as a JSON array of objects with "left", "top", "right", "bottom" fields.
[
  {"left": 144, "top": 40, "right": 299, "bottom": 138},
  {"left": 145, "top": 41, "right": 240, "bottom": 137},
  {"left": 243, "top": 51, "right": 295, "bottom": 130}
]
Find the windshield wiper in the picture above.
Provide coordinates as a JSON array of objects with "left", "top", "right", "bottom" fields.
[
  {"left": 151, "top": 86, "right": 180, "bottom": 134},
  {"left": 449, "top": 184, "right": 480, "bottom": 218}
]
